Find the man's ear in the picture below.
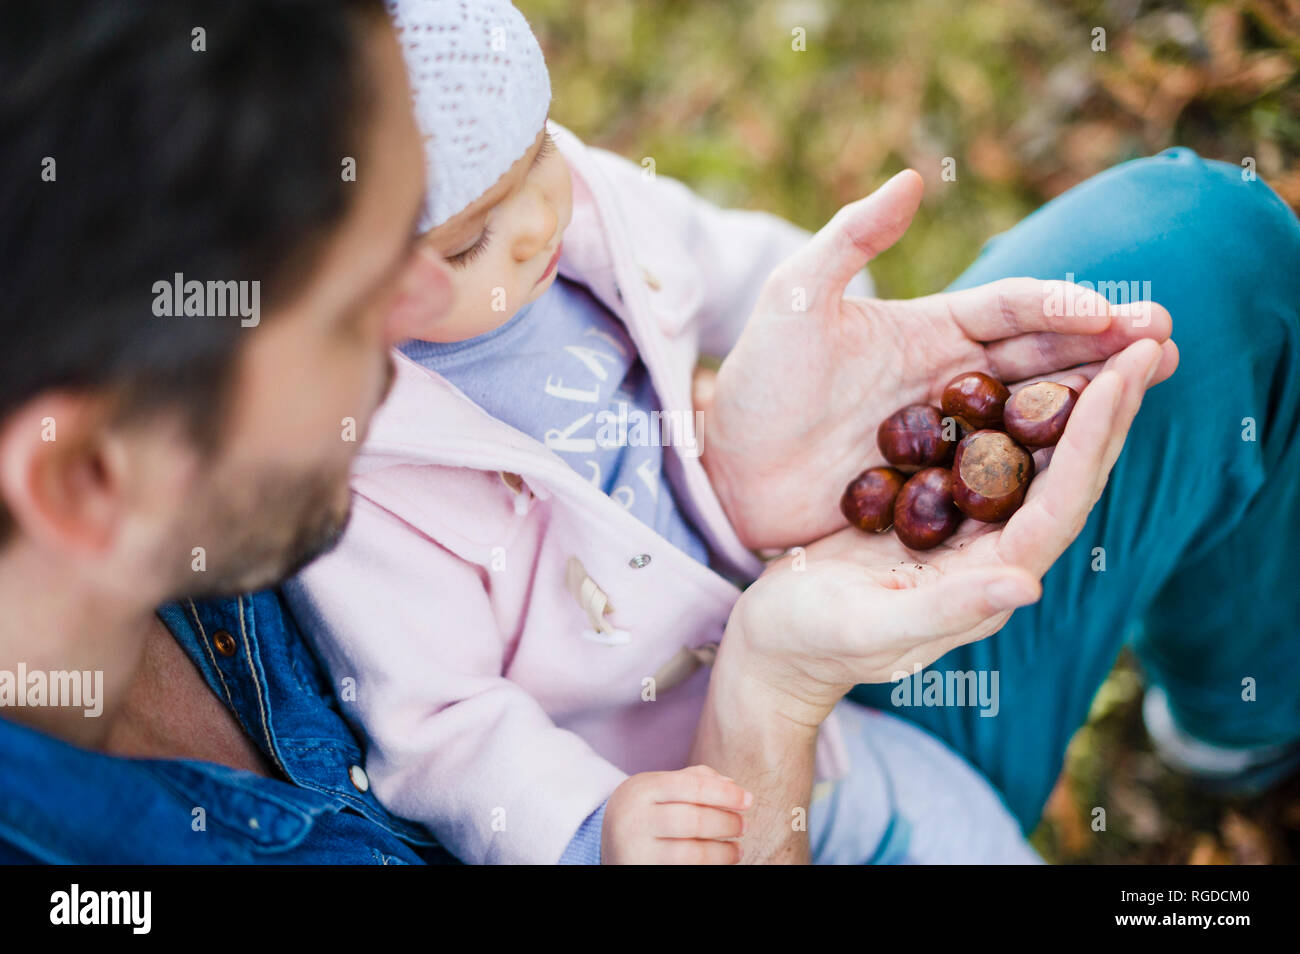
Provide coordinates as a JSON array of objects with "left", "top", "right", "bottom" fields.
[{"left": 0, "top": 392, "right": 127, "bottom": 555}]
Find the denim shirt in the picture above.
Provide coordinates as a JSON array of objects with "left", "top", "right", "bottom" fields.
[{"left": 0, "top": 590, "right": 456, "bottom": 864}]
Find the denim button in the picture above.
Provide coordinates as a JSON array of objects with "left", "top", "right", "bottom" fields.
[
  {"left": 629, "top": 554, "right": 651, "bottom": 569},
  {"left": 213, "top": 630, "right": 237, "bottom": 657}
]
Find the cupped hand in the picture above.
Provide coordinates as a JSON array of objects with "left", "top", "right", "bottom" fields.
[
  {"left": 700, "top": 169, "right": 1179, "bottom": 550},
  {"left": 718, "top": 337, "right": 1164, "bottom": 728}
]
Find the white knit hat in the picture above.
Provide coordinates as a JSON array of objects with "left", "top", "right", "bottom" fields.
[{"left": 387, "top": 0, "right": 552, "bottom": 231}]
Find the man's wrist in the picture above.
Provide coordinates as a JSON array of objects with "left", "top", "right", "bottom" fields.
[
  {"left": 692, "top": 627, "right": 826, "bottom": 864},
  {"left": 695, "top": 696, "right": 818, "bottom": 864},
  {"left": 718, "top": 592, "right": 848, "bottom": 728},
  {"left": 710, "top": 636, "right": 828, "bottom": 740}
]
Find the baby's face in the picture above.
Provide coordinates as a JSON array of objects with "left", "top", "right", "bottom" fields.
[{"left": 413, "top": 124, "right": 573, "bottom": 342}]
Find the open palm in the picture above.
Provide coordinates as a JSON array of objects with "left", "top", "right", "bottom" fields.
[{"left": 701, "top": 170, "right": 1179, "bottom": 551}]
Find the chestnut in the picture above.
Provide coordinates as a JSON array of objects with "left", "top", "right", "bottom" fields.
[
  {"left": 1003, "top": 381, "right": 1078, "bottom": 447},
  {"left": 892, "top": 467, "right": 963, "bottom": 550},
  {"left": 941, "top": 371, "right": 1010, "bottom": 431},
  {"left": 951, "top": 429, "right": 1035, "bottom": 522},
  {"left": 876, "top": 405, "right": 954, "bottom": 469},
  {"left": 841, "top": 466, "right": 905, "bottom": 532}
]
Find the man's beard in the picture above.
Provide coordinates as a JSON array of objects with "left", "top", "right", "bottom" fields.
[
  {"left": 160, "top": 358, "right": 395, "bottom": 600},
  {"left": 161, "top": 462, "right": 355, "bottom": 601},
  {"left": 155, "top": 359, "right": 395, "bottom": 600}
]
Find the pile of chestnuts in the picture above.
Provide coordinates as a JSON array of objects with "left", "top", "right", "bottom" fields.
[{"left": 840, "top": 371, "right": 1078, "bottom": 550}]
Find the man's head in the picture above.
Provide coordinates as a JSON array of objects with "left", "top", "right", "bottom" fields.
[{"left": 0, "top": 0, "right": 446, "bottom": 602}]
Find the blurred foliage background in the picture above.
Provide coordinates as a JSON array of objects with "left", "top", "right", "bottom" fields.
[
  {"left": 522, "top": 0, "right": 1299, "bottom": 299},
  {"left": 518, "top": 0, "right": 1300, "bottom": 863}
]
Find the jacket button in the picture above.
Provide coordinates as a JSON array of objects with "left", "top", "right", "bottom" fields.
[
  {"left": 640, "top": 266, "right": 662, "bottom": 291},
  {"left": 213, "top": 630, "right": 237, "bottom": 657},
  {"left": 629, "top": 553, "right": 652, "bottom": 569},
  {"left": 349, "top": 765, "right": 370, "bottom": 793}
]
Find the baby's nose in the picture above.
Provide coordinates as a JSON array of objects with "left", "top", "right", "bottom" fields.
[{"left": 512, "top": 190, "right": 560, "bottom": 261}]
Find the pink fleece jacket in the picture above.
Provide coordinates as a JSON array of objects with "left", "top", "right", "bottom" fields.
[{"left": 285, "top": 121, "right": 873, "bottom": 864}]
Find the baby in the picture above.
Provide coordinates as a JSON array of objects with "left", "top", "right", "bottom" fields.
[{"left": 287, "top": 0, "right": 1037, "bottom": 865}]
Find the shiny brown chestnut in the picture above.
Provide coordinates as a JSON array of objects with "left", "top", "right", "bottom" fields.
[
  {"left": 1003, "top": 381, "right": 1078, "bottom": 447},
  {"left": 877, "top": 405, "right": 955, "bottom": 469},
  {"left": 841, "top": 466, "right": 906, "bottom": 533},
  {"left": 892, "top": 467, "right": 963, "bottom": 550},
  {"left": 940, "top": 371, "right": 1010, "bottom": 430},
  {"left": 951, "top": 430, "right": 1035, "bottom": 522}
]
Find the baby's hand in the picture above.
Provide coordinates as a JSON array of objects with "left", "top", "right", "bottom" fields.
[{"left": 602, "top": 764, "right": 751, "bottom": 864}]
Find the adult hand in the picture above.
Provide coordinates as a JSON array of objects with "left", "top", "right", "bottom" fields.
[
  {"left": 716, "top": 337, "right": 1165, "bottom": 729},
  {"left": 699, "top": 170, "right": 1179, "bottom": 550}
]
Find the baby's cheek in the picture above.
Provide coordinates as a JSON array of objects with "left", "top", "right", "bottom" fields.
[{"left": 462, "top": 267, "right": 527, "bottom": 335}]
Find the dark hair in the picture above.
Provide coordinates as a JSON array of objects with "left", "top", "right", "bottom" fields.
[{"left": 0, "top": 0, "right": 384, "bottom": 537}]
